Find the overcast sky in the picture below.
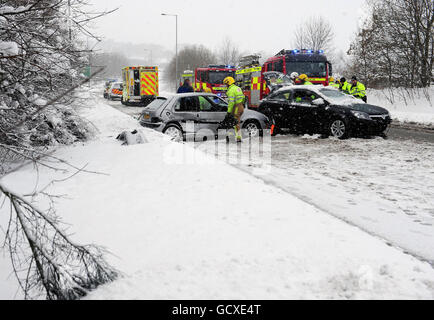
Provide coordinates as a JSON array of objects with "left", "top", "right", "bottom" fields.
[{"left": 89, "top": 0, "right": 367, "bottom": 55}]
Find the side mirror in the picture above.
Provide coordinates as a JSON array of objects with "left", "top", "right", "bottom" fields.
[{"left": 312, "top": 98, "right": 325, "bottom": 106}]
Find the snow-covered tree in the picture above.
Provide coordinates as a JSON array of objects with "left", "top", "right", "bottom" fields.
[
  {"left": 166, "top": 44, "right": 217, "bottom": 88},
  {"left": 0, "top": 0, "right": 118, "bottom": 300},
  {"left": 217, "top": 36, "right": 243, "bottom": 66},
  {"left": 0, "top": 0, "right": 97, "bottom": 155},
  {"left": 292, "top": 16, "right": 335, "bottom": 53},
  {"left": 348, "top": 0, "right": 433, "bottom": 88}
]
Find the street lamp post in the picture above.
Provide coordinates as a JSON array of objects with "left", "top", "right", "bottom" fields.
[{"left": 161, "top": 13, "right": 178, "bottom": 91}]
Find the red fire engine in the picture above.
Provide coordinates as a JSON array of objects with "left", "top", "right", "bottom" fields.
[
  {"left": 194, "top": 65, "right": 236, "bottom": 98},
  {"left": 236, "top": 50, "right": 333, "bottom": 108},
  {"left": 263, "top": 49, "right": 332, "bottom": 86}
]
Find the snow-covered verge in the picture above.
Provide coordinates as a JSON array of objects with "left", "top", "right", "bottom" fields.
[
  {"left": 368, "top": 87, "right": 434, "bottom": 126},
  {"left": 1, "top": 94, "right": 434, "bottom": 299}
]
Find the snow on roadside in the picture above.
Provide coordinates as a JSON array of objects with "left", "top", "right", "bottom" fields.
[
  {"left": 1, "top": 94, "right": 434, "bottom": 299},
  {"left": 368, "top": 87, "right": 434, "bottom": 126}
]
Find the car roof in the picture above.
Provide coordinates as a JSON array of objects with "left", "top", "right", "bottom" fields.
[{"left": 274, "top": 85, "right": 327, "bottom": 94}]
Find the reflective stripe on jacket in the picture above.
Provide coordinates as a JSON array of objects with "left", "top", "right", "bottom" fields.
[
  {"left": 226, "top": 84, "right": 245, "bottom": 114},
  {"left": 349, "top": 81, "right": 366, "bottom": 98},
  {"left": 340, "top": 81, "right": 351, "bottom": 94}
]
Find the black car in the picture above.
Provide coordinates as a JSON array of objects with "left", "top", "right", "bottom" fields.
[{"left": 258, "top": 86, "right": 392, "bottom": 139}]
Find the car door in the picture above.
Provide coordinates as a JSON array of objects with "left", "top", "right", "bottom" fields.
[
  {"left": 290, "top": 89, "right": 322, "bottom": 133},
  {"left": 172, "top": 96, "right": 200, "bottom": 139},
  {"left": 196, "top": 95, "right": 224, "bottom": 128},
  {"left": 261, "top": 91, "right": 297, "bottom": 129}
]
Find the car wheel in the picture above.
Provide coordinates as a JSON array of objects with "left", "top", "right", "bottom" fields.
[
  {"left": 243, "top": 120, "right": 262, "bottom": 137},
  {"left": 163, "top": 124, "right": 183, "bottom": 142},
  {"left": 330, "top": 118, "right": 350, "bottom": 139}
]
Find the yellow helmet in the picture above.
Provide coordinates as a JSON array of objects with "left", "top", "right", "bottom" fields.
[
  {"left": 329, "top": 77, "right": 335, "bottom": 82},
  {"left": 203, "top": 87, "right": 212, "bottom": 93},
  {"left": 223, "top": 77, "right": 235, "bottom": 86},
  {"left": 299, "top": 74, "right": 308, "bottom": 81}
]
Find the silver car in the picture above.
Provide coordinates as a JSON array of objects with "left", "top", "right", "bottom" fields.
[{"left": 139, "top": 93, "right": 271, "bottom": 141}]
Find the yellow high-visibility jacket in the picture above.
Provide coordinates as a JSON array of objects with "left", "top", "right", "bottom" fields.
[
  {"left": 226, "top": 84, "right": 245, "bottom": 114},
  {"left": 349, "top": 81, "right": 366, "bottom": 98}
]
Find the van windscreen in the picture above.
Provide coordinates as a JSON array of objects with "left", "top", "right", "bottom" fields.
[{"left": 209, "top": 71, "right": 235, "bottom": 85}]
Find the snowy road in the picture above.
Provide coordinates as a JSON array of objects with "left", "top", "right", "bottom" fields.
[
  {"left": 106, "top": 98, "right": 434, "bottom": 264},
  {"left": 388, "top": 124, "right": 434, "bottom": 143},
  {"left": 215, "top": 135, "right": 434, "bottom": 264}
]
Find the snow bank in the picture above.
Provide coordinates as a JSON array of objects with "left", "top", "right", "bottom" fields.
[
  {"left": 368, "top": 87, "right": 434, "bottom": 126},
  {"left": 1, "top": 94, "right": 434, "bottom": 299}
]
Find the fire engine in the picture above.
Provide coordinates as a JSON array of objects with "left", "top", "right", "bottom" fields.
[
  {"left": 194, "top": 65, "right": 236, "bottom": 98},
  {"left": 263, "top": 49, "right": 332, "bottom": 86},
  {"left": 235, "top": 55, "right": 264, "bottom": 109},
  {"left": 122, "top": 66, "right": 159, "bottom": 106},
  {"left": 236, "top": 50, "right": 333, "bottom": 108}
]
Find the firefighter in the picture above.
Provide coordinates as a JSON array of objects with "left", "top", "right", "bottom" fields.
[
  {"left": 349, "top": 76, "right": 367, "bottom": 103},
  {"left": 339, "top": 77, "right": 351, "bottom": 94},
  {"left": 298, "top": 74, "right": 313, "bottom": 85},
  {"left": 290, "top": 72, "right": 299, "bottom": 85},
  {"left": 223, "top": 76, "right": 245, "bottom": 143},
  {"left": 177, "top": 79, "right": 194, "bottom": 94},
  {"left": 329, "top": 77, "right": 340, "bottom": 88}
]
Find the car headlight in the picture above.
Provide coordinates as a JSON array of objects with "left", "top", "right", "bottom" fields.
[{"left": 351, "top": 110, "right": 371, "bottom": 120}]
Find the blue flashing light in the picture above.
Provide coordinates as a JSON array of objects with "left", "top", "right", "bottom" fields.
[
  {"left": 307, "top": 49, "right": 313, "bottom": 54},
  {"left": 292, "top": 49, "right": 300, "bottom": 54},
  {"left": 318, "top": 50, "right": 324, "bottom": 54},
  {"left": 226, "top": 65, "right": 235, "bottom": 69}
]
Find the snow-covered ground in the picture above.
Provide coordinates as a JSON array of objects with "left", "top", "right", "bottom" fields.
[
  {"left": 1, "top": 89, "right": 434, "bottom": 299},
  {"left": 198, "top": 134, "right": 434, "bottom": 263},
  {"left": 368, "top": 87, "right": 434, "bottom": 127}
]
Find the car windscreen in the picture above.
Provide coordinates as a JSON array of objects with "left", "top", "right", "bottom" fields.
[
  {"left": 319, "top": 88, "right": 357, "bottom": 105},
  {"left": 263, "top": 72, "right": 293, "bottom": 86},
  {"left": 209, "top": 71, "right": 235, "bottom": 84},
  {"left": 145, "top": 98, "right": 167, "bottom": 111},
  {"left": 319, "top": 88, "right": 350, "bottom": 100},
  {"left": 286, "top": 62, "right": 327, "bottom": 77},
  {"left": 112, "top": 83, "right": 123, "bottom": 89},
  {"left": 212, "top": 96, "right": 228, "bottom": 108}
]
